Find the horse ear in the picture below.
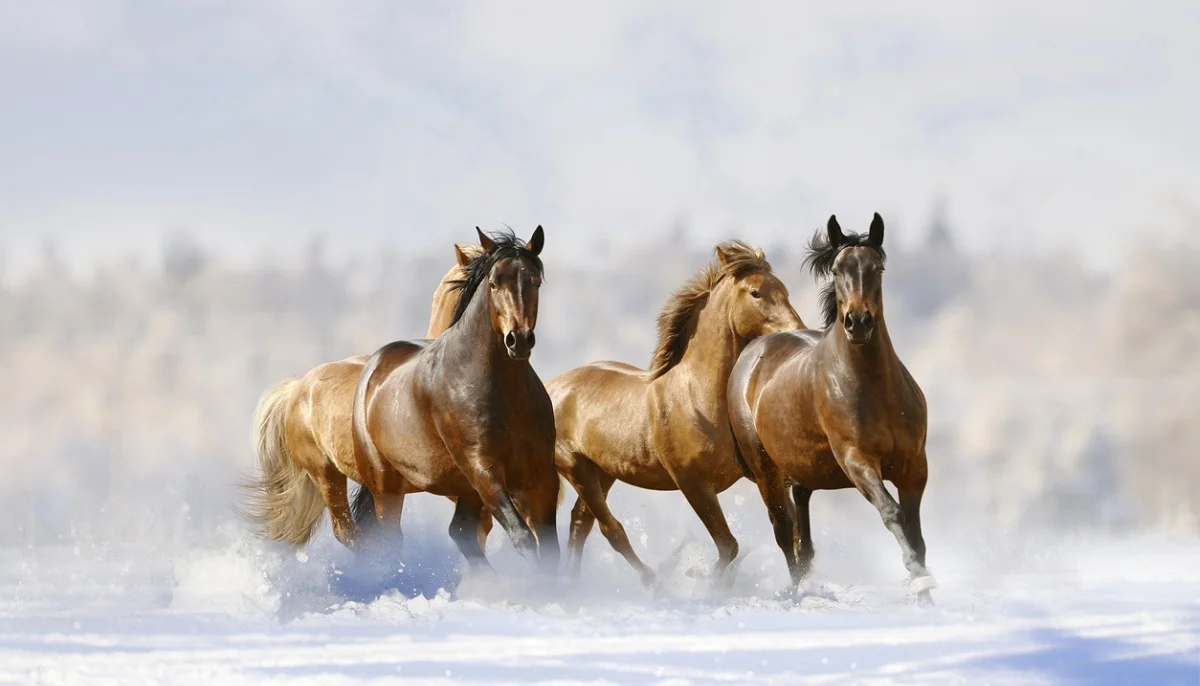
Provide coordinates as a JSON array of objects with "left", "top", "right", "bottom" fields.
[
  {"left": 826, "top": 215, "right": 845, "bottom": 247},
  {"left": 525, "top": 225, "right": 544, "bottom": 255},
  {"left": 454, "top": 244, "right": 472, "bottom": 267},
  {"left": 868, "top": 212, "right": 885, "bottom": 247},
  {"left": 475, "top": 227, "right": 496, "bottom": 251},
  {"left": 754, "top": 247, "right": 765, "bottom": 260},
  {"left": 716, "top": 245, "right": 731, "bottom": 267}
]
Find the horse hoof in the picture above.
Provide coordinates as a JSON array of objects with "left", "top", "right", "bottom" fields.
[{"left": 916, "top": 589, "right": 935, "bottom": 608}]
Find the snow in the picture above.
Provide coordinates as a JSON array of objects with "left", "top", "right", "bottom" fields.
[{"left": 3, "top": 525, "right": 1197, "bottom": 686}]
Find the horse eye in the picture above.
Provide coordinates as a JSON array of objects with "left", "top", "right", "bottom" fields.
[{"left": 750, "top": 289, "right": 761, "bottom": 299}]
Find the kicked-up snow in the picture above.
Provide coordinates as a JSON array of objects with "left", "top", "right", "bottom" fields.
[{"left": 2, "top": 512, "right": 1197, "bottom": 685}]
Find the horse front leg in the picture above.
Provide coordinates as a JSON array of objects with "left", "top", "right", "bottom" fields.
[
  {"left": 462, "top": 455, "right": 540, "bottom": 564},
  {"left": 840, "top": 447, "right": 936, "bottom": 605}
]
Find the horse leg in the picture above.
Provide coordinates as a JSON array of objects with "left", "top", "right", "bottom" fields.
[
  {"left": 676, "top": 480, "right": 739, "bottom": 586},
  {"left": 558, "top": 445, "right": 600, "bottom": 577},
  {"left": 791, "top": 485, "right": 816, "bottom": 578},
  {"left": 751, "top": 466, "right": 803, "bottom": 588},
  {"left": 476, "top": 507, "right": 494, "bottom": 554},
  {"left": 841, "top": 448, "right": 935, "bottom": 603},
  {"left": 465, "top": 460, "right": 539, "bottom": 563},
  {"left": 899, "top": 470, "right": 932, "bottom": 606},
  {"left": 371, "top": 491, "right": 405, "bottom": 553},
  {"left": 525, "top": 484, "right": 561, "bottom": 576},
  {"left": 448, "top": 494, "right": 494, "bottom": 573},
  {"left": 316, "top": 463, "right": 357, "bottom": 551},
  {"left": 566, "top": 495, "right": 596, "bottom": 578},
  {"left": 565, "top": 456, "right": 654, "bottom": 586}
]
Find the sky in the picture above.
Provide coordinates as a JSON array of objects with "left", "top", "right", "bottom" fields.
[{"left": 1, "top": 0, "right": 1198, "bottom": 273}]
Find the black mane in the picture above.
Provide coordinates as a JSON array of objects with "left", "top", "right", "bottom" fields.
[
  {"left": 447, "top": 229, "right": 544, "bottom": 327},
  {"left": 802, "top": 228, "right": 886, "bottom": 331}
]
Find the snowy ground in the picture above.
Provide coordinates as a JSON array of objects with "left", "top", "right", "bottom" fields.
[{"left": 2, "top": 491, "right": 1198, "bottom": 685}]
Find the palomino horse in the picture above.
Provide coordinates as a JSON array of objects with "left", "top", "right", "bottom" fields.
[
  {"left": 240, "top": 242, "right": 483, "bottom": 551},
  {"left": 352, "top": 227, "right": 558, "bottom": 572},
  {"left": 727, "top": 214, "right": 937, "bottom": 605},
  {"left": 549, "top": 242, "right": 804, "bottom": 585}
]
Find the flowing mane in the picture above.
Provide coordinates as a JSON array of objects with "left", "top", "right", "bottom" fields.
[
  {"left": 448, "top": 229, "right": 544, "bottom": 327},
  {"left": 646, "top": 241, "right": 772, "bottom": 380},
  {"left": 803, "top": 228, "right": 886, "bottom": 331}
]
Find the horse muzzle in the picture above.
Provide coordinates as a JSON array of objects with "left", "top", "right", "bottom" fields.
[
  {"left": 844, "top": 310, "right": 875, "bottom": 345},
  {"left": 504, "top": 329, "right": 536, "bottom": 360}
]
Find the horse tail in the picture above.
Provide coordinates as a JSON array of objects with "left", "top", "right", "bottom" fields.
[{"left": 238, "top": 378, "right": 324, "bottom": 546}]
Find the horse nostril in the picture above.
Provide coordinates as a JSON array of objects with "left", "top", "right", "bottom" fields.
[
  {"left": 505, "top": 331, "right": 517, "bottom": 349},
  {"left": 862, "top": 311, "right": 874, "bottom": 329},
  {"left": 844, "top": 312, "right": 856, "bottom": 330},
  {"left": 526, "top": 331, "right": 536, "bottom": 349}
]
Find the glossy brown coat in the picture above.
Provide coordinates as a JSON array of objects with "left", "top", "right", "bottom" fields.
[
  {"left": 352, "top": 228, "right": 558, "bottom": 571},
  {"left": 240, "top": 243, "right": 482, "bottom": 551},
  {"left": 549, "top": 242, "right": 804, "bottom": 585},
  {"left": 727, "top": 214, "right": 936, "bottom": 604}
]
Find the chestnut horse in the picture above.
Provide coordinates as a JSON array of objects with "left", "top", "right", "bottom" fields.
[
  {"left": 549, "top": 242, "right": 804, "bottom": 586},
  {"left": 727, "top": 214, "right": 936, "bottom": 605},
  {"left": 240, "top": 242, "right": 484, "bottom": 551},
  {"left": 352, "top": 227, "right": 558, "bottom": 572}
]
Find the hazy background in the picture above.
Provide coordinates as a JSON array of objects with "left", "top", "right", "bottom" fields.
[{"left": 1, "top": 1, "right": 1199, "bottom": 599}]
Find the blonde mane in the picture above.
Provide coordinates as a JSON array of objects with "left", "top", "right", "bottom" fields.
[{"left": 646, "top": 241, "right": 772, "bottom": 380}]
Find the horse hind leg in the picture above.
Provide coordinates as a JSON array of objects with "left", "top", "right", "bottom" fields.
[
  {"left": 316, "top": 463, "right": 358, "bottom": 551},
  {"left": 476, "top": 507, "right": 494, "bottom": 553},
  {"left": 449, "top": 494, "right": 494, "bottom": 574},
  {"left": 791, "top": 485, "right": 816, "bottom": 579}
]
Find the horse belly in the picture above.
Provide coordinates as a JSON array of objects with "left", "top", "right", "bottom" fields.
[
  {"left": 764, "top": 433, "right": 853, "bottom": 491},
  {"left": 583, "top": 429, "right": 676, "bottom": 491}
]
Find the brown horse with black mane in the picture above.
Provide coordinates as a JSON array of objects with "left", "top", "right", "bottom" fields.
[
  {"left": 240, "top": 241, "right": 487, "bottom": 552},
  {"left": 727, "top": 214, "right": 937, "bottom": 605},
  {"left": 549, "top": 242, "right": 804, "bottom": 586},
  {"left": 352, "top": 227, "right": 558, "bottom": 572}
]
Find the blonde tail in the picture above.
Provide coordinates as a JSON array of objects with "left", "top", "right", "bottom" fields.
[{"left": 238, "top": 378, "right": 324, "bottom": 546}]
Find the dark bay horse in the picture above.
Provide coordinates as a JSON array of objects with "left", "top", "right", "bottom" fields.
[
  {"left": 240, "top": 242, "right": 483, "bottom": 551},
  {"left": 352, "top": 227, "right": 558, "bottom": 572},
  {"left": 727, "top": 214, "right": 936, "bottom": 605},
  {"left": 549, "top": 242, "right": 804, "bottom": 586}
]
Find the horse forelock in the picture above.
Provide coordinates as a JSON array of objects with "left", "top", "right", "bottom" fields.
[
  {"left": 447, "top": 229, "right": 544, "bottom": 328},
  {"left": 803, "top": 229, "right": 886, "bottom": 331}
]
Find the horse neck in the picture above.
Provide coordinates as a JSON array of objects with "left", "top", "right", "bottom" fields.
[
  {"left": 443, "top": 285, "right": 527, "bottom": 381},
  {"left": 829, "top": 314, "right": 900, "bottom": 382},
  {"left": 667, "top": 282, "right": 744, "bottom": 394}
]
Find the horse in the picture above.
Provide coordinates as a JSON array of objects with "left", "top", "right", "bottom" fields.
[
  {"left": 240, "top": 241, "right": 486, "bottom": 551},
  {"left": 726, "top": 214, "right": 937, "bottom": 605},
  {"left": 352, "top": 227, "right": 559, "bottom": 573},
  {"left": 548, "top": 242, "right": 804, "bottom": 586}
]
